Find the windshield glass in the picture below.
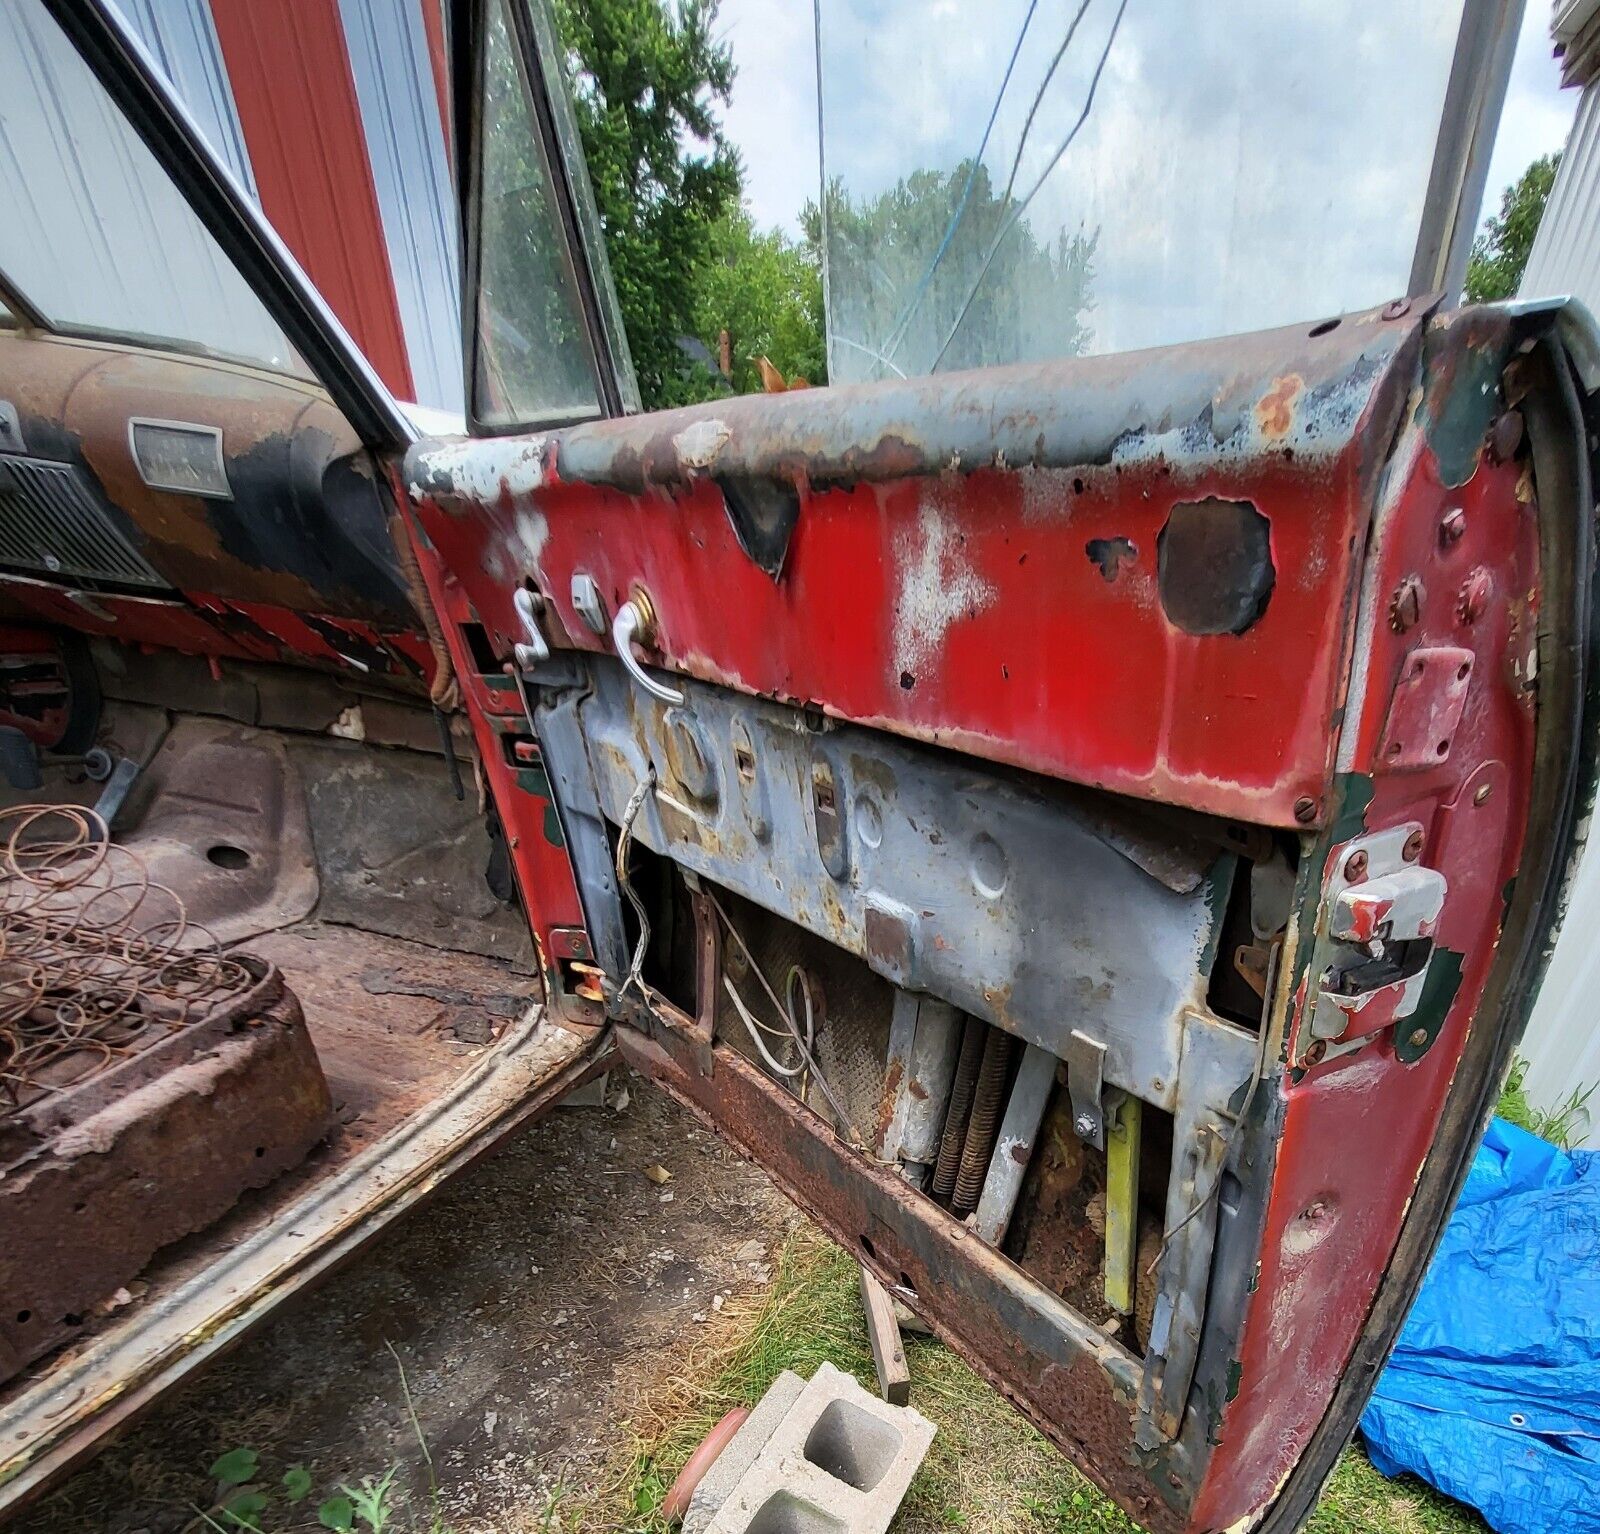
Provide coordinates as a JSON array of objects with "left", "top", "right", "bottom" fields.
[
  {"left": 0, "top": 0, "right": 302, "bottom": 373},
  {"left": 815, "top": 0, "right": 1467, "bottom": 383}
]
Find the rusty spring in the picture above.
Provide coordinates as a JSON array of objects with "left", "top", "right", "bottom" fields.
[{"left": 0, "top": 804, "right": 254, "bottom": 1114}]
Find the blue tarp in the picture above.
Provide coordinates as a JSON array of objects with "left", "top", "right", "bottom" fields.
[{"left": 1360, "top": 1117, "right": 1600, "bottom": 1533}]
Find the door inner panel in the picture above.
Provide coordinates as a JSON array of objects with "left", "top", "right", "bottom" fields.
[{"left": 402, "top": 301, "right": 1590, "bottom": 1534}]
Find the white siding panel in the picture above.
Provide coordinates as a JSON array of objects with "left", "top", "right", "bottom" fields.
[
  {"left": 115, "top": 0, "right": 257, "bottom": 200},
  {"left": 1521, "top": 81, "right": 1600, "bottom": 311},
  {"left": 1519, "top": 830, "right": 1600, "bottom": 1146},
  {"left": 1517, "top": 77, "right": 1600, "bottom": 1145},
  {"left": 338, "top": 0, "right": 464, "bottom": 413},
  {"left": 0, "top": 0, "right": 298, "bottom": 371}
]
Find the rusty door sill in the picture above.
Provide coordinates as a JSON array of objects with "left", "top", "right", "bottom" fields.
[
  {"left": 615, "top": 1023, "right": 1180, "bottom": 1531},
  {"left": 0, "top": 1009, "right": 609, "bottom": 1515}
]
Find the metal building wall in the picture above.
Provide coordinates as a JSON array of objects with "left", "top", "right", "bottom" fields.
[
  {"left": 118, "top": 0, "right": 257, "bottom": 200},
  {"left": 0, "top": 0, "right": 297, "bottom": 371},
  {"left": 1516, "top": 39, "right": 1600, "bottom": 1144},
  {"left": 1521, "top": 80, "right": 1600, "bottom": 312},
  {"left": 338, "top": 0, "right": 464, "bottom": 414}
]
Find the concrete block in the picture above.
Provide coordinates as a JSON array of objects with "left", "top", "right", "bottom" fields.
[
  {"left": 684, "top": 1370, "right": 807, "bottom": 1534},
  {"left": 699, "top": 1362, "right": 935, "bottom": 1534}
]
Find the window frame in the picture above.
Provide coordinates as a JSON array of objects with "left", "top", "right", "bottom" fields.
[{"left": 450, "top": 0, "right": 639, "bottom": 435}]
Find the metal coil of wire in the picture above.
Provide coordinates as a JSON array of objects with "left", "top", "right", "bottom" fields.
[{"left": 0, "top": 804, "right": 254, "bottom": 1115}]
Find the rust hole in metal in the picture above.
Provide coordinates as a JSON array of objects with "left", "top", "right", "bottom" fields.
[
  {"left": 900, "top": 670, "right": 916, "bottom": 690},
  {"left": 1156, "top": 499, "right": 1275, "bottom": 636},
  {"left": 206, "top": 843, "right": 251, "bottom": 870},
  {"left": 1084, "top": 536, "right": 1137, "bottom": 584}
]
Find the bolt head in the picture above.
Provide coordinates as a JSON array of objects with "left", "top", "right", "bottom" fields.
[
  {"left": 1487, "top": 410, "right": 1525, "bottom": 464},
  {"left": 1474, "top": 782, "right": 1493, "bottom": 806},
  {"left": 1074, "top": 1112, "right": 1098, "bottom": 1139},
  {"left": 1403, "top": 829, "right": 1425, "bottom": 862},
  {"left": 1439, "top": 508, "right": 1467, "bottom": 546},
  {"left": 1389, "top": 575, "right": 1424, "bottom": 633},
  {"left": 1408, "top": 1027, "right": 1430, "bottom": 1049},
  {"left": 1343, "top": 849, "right": 1368, "bottom": 882},
  {"left": 1457, "top": 567, "right": 1492, "bottom": 624},
  {"left": 1381, "top": 297, "right": 1411, "bottom": 320}
]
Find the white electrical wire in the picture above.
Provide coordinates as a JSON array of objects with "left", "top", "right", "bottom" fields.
[{"left": 724, "top": 975, "right": 808, "bottom": 1077}]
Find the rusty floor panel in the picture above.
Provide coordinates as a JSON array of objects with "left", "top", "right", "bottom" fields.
[
  {"left": 246, "top": 922, "right": 538, "bottom": 1146},
  {"left": 0, "top": 921, "right": 540, "bottom": 1407},
  {"left": 0, "top": 960, "right": 330, "bottom": 1384}
]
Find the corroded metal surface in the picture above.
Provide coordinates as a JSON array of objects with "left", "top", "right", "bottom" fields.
[
  {"left": 0, "top": 331, "right": 433, "bottom": 688},
  {"left": 617, "top": 1024, "right": 1182, "bottom": 1534},
  {"left": 0, "top": 952, "right": 330, "bottom": 1384},
  {"left": 397, "top": 302, "right": 1586, "bottom": 1533},
  {"left": 407, "top": 303, "right": 1427, "bottom": 829}
]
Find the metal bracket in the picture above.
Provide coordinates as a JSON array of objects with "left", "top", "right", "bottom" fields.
[{"left": 1063, "top": 1029, "right": 1107, "bottom": 1150}]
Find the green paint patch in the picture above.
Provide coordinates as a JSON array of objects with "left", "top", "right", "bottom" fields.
[
  {"left": 542, "top": 801, "right": 565, "bottom": 847},
  {"left": 1394, "top": 947, "right": 1464, "bottom": 1064}
]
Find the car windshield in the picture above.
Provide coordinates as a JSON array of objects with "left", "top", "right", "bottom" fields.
[
  {"left": 0, "top": 0, "right": 303, "bottom": 374},
  {"left": 815, "top": 0, "right": 1468, "bottom": 383}
]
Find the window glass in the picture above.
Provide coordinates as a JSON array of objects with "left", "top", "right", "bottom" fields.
[
  {"left": 472, "top": 0, "right": 603, "bottom": 426},
  {"left": 0, "top": 0, "right": 302, "bottom": 373},
  {"left": 816, "top": 0, "right": 1467, "bottom": 383}
]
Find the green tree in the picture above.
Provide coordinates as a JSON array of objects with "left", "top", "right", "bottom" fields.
[
  {"left": 693, "top": 207, "right": 826, "bottom": 393},
  {"left": 1465, "top": 152, "right": 1560, "bottom": 304},
  {"left": 552, "top": 0, "right": 742, "bottom": 408},
  {"left": 809, "top": 163, "right": 1097, "bottom": 383}
]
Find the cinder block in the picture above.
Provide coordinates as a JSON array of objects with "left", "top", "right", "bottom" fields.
[
  {"left": 699, "top": 1362, "right": 935, "bottom": 1534},
  {"left": 684, "top": 1370, "right": 807, "bottom": 1534}
]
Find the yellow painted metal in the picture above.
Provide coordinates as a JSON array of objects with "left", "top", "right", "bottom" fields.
[{"left": 1104, "top": 1092, "right": 1141, "bottom": 1316}]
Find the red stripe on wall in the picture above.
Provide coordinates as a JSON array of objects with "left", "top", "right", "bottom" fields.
[
  {"left": 209, "top": 0, "right": 416, "bottom": 402},
  {"left": 419, "top": 0, "right": 451, "bottom": 162}
]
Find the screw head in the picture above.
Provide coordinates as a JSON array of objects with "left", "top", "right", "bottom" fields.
[
  {"left": 1403, "top": 829, "right": 1425, "bottom": 862},
  {"left": 1294, "top": 795, "right": 1318, "bottom": 824},
  {"left": 1439, "top": 507, "right": 1467, "bottom": 546},
  {"left": 1074, "top": 1112, "right": 1098, "bottom": 1139},
  {"left": 1474, "top": 782, "right": 1493, "bottom": 806},
  {"left": 1343, "top": 849, "right": 1369, "bottom": 881},
  {"left": 1304, "top": 1039, "right": 1328, "bottom": 1065},
  {"left": 1487, "top": 410, "right": 1525, "bottom": 464},
  {"left": 1457, "top": 567, "right": 1492, "bottom": 624},
  {"left": 1381, "top": 297, "right": 1411, "bottom": 320},
  {"left": 1389, "top": 575, "right": 1424, "bottom": 633},
  {"left": 1408, "top": 1027, "right": 1430, "bottom": 1049}
]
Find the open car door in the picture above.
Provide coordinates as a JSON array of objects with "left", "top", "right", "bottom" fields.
[{"left": 394, "top": 2, "right": 1600, "bottom": 1531}]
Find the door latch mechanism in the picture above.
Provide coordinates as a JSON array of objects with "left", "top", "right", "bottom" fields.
[{"left": 1306, "top": 823, "right": 1446, "bottom": 1050}]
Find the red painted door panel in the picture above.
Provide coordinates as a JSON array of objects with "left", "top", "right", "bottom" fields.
[{"left": 402, "top": 298, "right": 1596, "bottom": 1533}]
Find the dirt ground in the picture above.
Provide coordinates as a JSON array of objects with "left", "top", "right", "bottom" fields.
[{"left": 25, "top": 1072, "right": 798, "bottom": 1534}]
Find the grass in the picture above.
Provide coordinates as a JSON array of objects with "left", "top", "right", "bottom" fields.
[
  {"left": 1496, "top": 1055, "right": 1594, "bottom": 1150},
  {"left": 577, "top": 1230, "right": 1487, "bottom": 1534}
]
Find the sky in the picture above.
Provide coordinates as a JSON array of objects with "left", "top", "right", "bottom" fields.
[{"left": 718, "top": 1, "right": 1578, "bottom": 377}]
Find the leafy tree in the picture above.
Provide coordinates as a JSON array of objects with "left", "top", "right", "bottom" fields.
[
  {"left": 809, "top": 163, "right": 1097, "bottom": 383},
  {"left": 552, "top": 0, "right": 741, "bottom": 408},
  {"left": 1465, "top": 153, "right": 1560, "bottom": 304},
  {"left": 692, "top": 207, "right": 826, "bottom": 393}
]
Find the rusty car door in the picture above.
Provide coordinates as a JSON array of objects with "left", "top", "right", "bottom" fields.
[
  {"left": 44, "top": 0, "right": 1588, "bottom": 1524},
  {"left": 391, "top": 3, "right": 1600, "bottom": 1531}
]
